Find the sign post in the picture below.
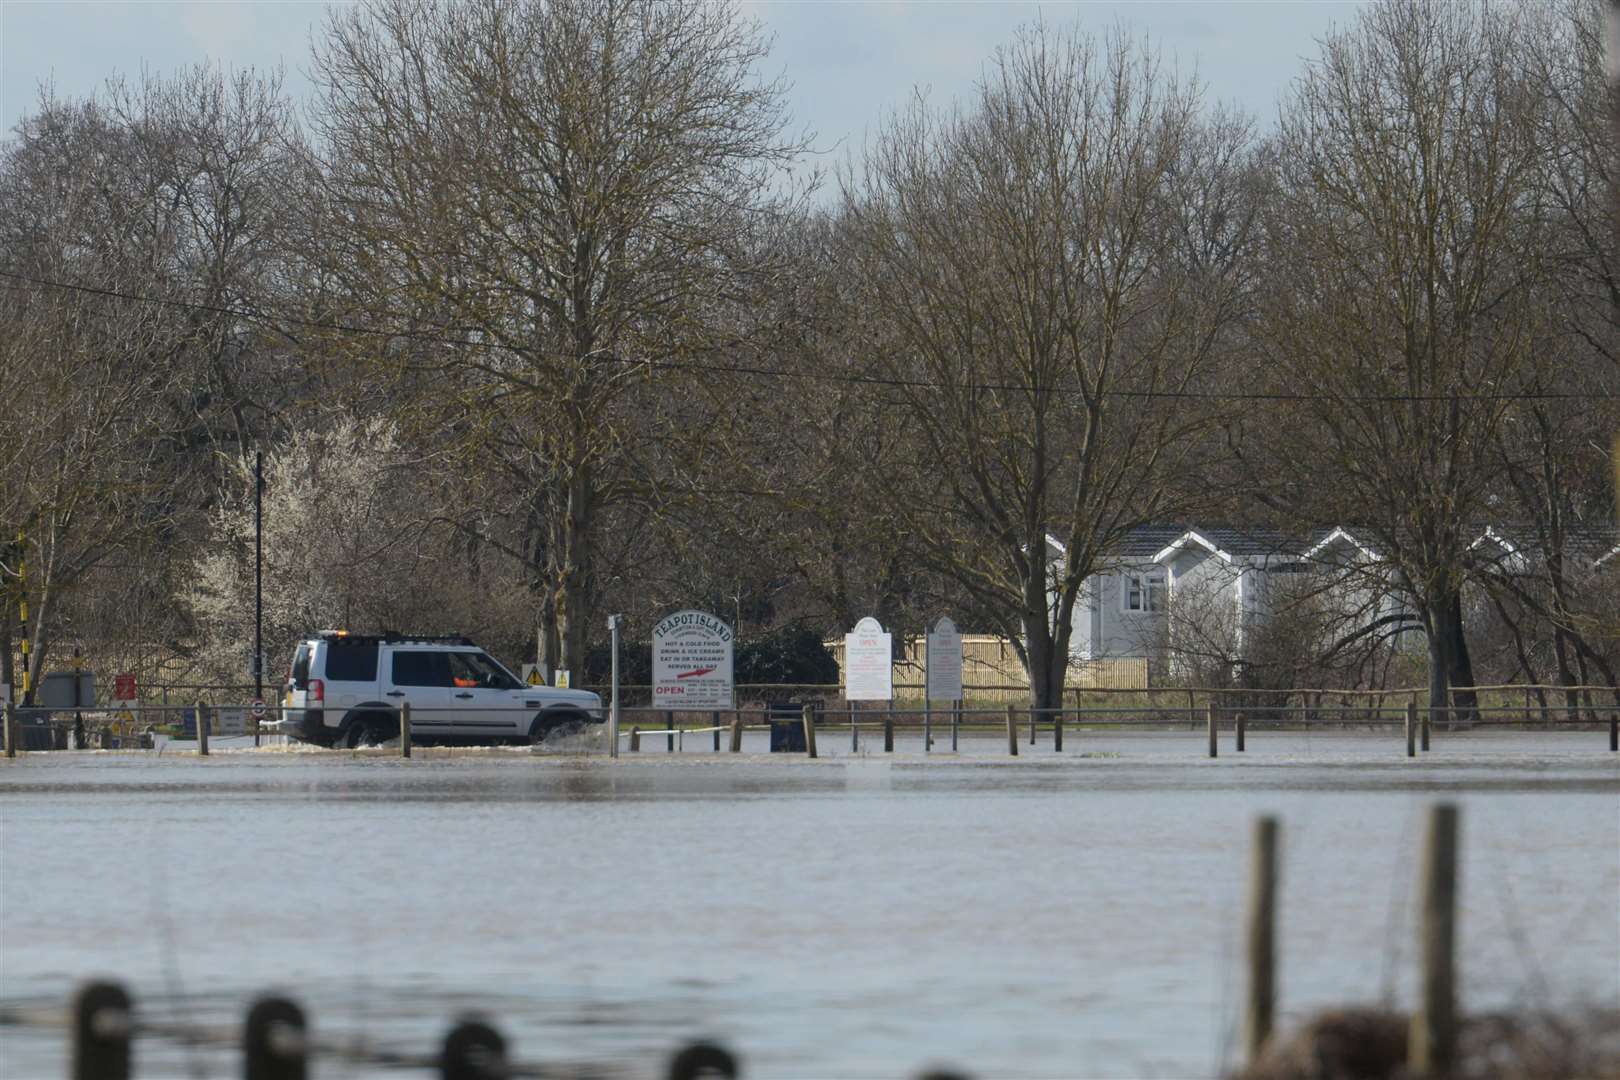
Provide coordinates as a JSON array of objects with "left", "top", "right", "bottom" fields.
[
  {"left": 845, "top": 617, "right": 893, "bottom": 749},
  {"left": 607, "top": 614, "right": 623, "bottom": 759},
  {"left": 653, "top": 610, "right": 735, "bottom": 710},
  {"left": 926, "top": 617, "right": 962, "bottom": 754}
]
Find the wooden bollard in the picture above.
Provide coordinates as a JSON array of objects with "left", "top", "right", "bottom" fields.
[
  {"left": 1406, "top": 701, "right": 1417, "bottom": 758},
  {"left": 729, "top": 715, "right": 742, "bottom": 753},
  {"left": 712, "top": 710, "right": 721, "bottom": 752},
  {"left": 884, "top": 709, "right": 894, "bottom": 753},
  {"left": 196, "top": 700, "right": 209, "bottom": 756},
  {"left": 4, "top": 702, "right": 15, "bottom": 758},
  {"left": 400, "top": 701, "right": 412, "bottom": 758},
  {"left": 1054, "top": 708, "right": 1063, "bottom": 752},
  {"left": 1410, "top": 803, "right": 1460, "bottom": 1078},
  {"left": 1005, "top": 704, "right": 1018, "bottom": 757},
  {"left": 802, "top": 703, "right": 818, "bottom": 759},
  {"left": 1421, "top": 705, "right": 1431, "bottom": 752},
  {"left": 1235, "top": 712, "right": 1246, "bottom": 753},
  {"left": 441, "top": 1015, "right": 507, "bottom": 1080},
  {"left": 1244, "top": 817, "right": 1279, "bottom": 1065},
  {"left": 1610, "top": 712, "right": 1617, "bottom": 752},
  {"left": 668, "top": 1040, "right": 738, "bottom": 1080},
  {"left": 1028, "top": 707, "right": 1036, "bottom": 746},
  {"left": 245, "top": 996, "right": 307, "bottom": 1080},
  {"left": 72, "top": 980, "right": 132, "bottom": 1080},
  {"left": 1207, "top": 705, "right": 1217, "bottom": 759},
  {"left": 666, "top": 709, "right": 675, "bottom": 752},
  {"left": 630, "top": 726, "right": 641, "bottom": 752}
]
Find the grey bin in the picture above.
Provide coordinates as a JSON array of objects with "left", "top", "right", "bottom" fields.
[
  {"left": 14, "top": 709, "right": 62, "bottom": 751},
  {"left": 768, "top": 701, "right": 807, "bottom": 753}
]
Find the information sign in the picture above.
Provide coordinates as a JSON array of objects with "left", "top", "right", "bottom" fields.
[
  {"left": 844, "top": 616, "right": 893, "bottom": 701},
  {"left": 652, "top": 610, "right": 735, "bottom": 708},
  {"left": 926, "top": 616, "right": 963, "bottom": 701}
]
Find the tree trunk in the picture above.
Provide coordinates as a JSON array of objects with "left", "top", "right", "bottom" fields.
[
  {"left": 557, "top": 462, "right": 593, "bottom": 681},
  {"left": 1425, "top": 607, "right": 1452, "bottom": 732},
  {"left": 1438, "top": 590, "right": 1476, "bottom": 720}
]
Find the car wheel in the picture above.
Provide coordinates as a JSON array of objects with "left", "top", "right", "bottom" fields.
[
  {"left": 530, "top": 710, "right": 586, "bottom": 745},
  {"left": 344, "top": 722, "right": 373, "bottom": 749}
]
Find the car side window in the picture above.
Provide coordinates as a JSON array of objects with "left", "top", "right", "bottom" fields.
[
  {"left": 325, "top": 643, "right": 379, "bottom": 682},
  {"left": 450, "top": 652, "right": 519, "bottom": 690},
  {"left": 391, "top": 651, "right": 453, "bottom": 688}
]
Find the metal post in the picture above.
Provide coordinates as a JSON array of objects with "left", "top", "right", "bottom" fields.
[
  {"left": 400, "top": 701, "right": 412, "bottom": 758},
  {"left": 254, "top": 449, "right": 263, "bottom": 748},
  {"left": 1410, "top": 804, "right": 1460, "bottom": 1077},
  {"left": 72, "top": 981, "right": 132, "bottom": 1080},
  {"left": 244, "top": 996, "right": 307, "bottom": 1080},
  {"left": 666, "top": 709, "right": 674, "bottom": 753},
  {"left": 608, "top": 614, "right": 621, "bottom": 758},
  {"left": 712, "top": 710, "right": 720, "bottom": 752}
]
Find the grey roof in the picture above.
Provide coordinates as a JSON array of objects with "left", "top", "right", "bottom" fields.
[{"left": 1103, "top": 525, "right": 1308, "bottom": 560}]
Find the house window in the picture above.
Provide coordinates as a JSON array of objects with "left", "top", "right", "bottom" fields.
[{"left": 1123, "top": 573, "right": 1165, "bottom": 613}]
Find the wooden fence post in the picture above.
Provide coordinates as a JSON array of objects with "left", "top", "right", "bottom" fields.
[
  {"left": 952, "top": 699, "right": 960, "bottom": 752},
  {"left": 244, "top": 996, "right": 307, "bottom": 1080},
  {"left": 712, "top": 710, "right": 721, "bottom": 752},
  {"left": 4, "top": 702, "right": 15, "bottom": 758},
  {"left": 851, "top": 701, "right": 859, "bottom": 752},
  {"left": 1235, "top": 712, "right": 1246, "bottom": 753},
  {"left": 1207, "top": 705, "right": 1218, "bottom": 759},
  {"left": 1029, "top": 707, "right": 1036, "bottom": 745},
  {"left": 1005, "top": 704, "right": 1018, "bottom": 757},
  {"left": 196, "top": 700, "right": 209, "bottom": 756},
  {"left": 72, "top": 980, "right": 132, "bottom": 1080},
  {"left": 884, "top": 708, "right": 893, "bottom": 753},
  {"left": 630, "top": 726, "right": 641, "bottom": 752},
  {"left": 1410, "top": 803, "right": 1459, "bottom": 1078},
  {"left": 802, "top": 703, "right": 818, "bottom": 759},
  {"left": 441, "top": 1015, "right": 507, "bottom": 1080},
  {"left": 1610, "top": 711, "right": 1617, "bottom": 752},
  {"left": 1244, "top": 817, "right": 1279, "bottom": 1066},
  {"left": 1054, "top": 708, "right": 1064, "bottom": 752},
  {"left": 1406, "top": 701, "right": 1416, "bottom": 758},
  {"left": 400, "top": 701, "right": 412, "bottom": 759},
  {"left": 1421, "top": 704, "right": 1431, "bottom": 752},
  {"left": 666, "top": 709, "right": 675, "bottom": 752}
]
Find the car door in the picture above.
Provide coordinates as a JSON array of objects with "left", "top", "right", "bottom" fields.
[
  {"left": 447, "top": 651, "right": 526, "bottom": 739},
  {"left": 387, "top": 650, "right": 454, "bottom": 734}
]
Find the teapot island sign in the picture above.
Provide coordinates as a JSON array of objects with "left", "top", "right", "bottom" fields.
[{"left": 652, "top": 609, "right": 735, "bottom": 708}]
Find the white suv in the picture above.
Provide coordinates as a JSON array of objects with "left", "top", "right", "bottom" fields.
[{"left": 279, "top": 632, "right": 602, "bottom": 748}]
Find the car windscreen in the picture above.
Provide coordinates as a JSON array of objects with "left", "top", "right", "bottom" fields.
[
  {"left": 391, "top": 651, "right": 453, "bottom": 687},
  {"left": 449, "top": 651, "right": 521, "bottom": 690},
  {"left": 324, "top": 642, "right": 379, "bottom": 682}
]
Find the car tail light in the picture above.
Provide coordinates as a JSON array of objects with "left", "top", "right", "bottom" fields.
[{"left": 310, "top": 679, "right": 325, "bottom": 703}]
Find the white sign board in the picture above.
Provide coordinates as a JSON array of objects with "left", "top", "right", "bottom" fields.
[
  {"left": 926, "top": 616, "right": 963, "bottom": 701},
  {"left": 652, "top": 610, "right": 735, "bottom": 708},
  {"left": 844, "top": 616, "right": 893, "bottom": 701},
  {"left": 214, "top": 707, "right": 248, "bottom": 735}
]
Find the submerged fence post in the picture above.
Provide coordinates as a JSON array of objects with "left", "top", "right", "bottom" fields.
[
  {"left": 1406, "top": 701, "right": 1417, "bottom": 758},
  {"left": 400, "top": 701, "right": 412, "bottom": 759},
  {"left": 630, "top": 726, "right": 641, "bottom": 752},
  {"left": 1610, "top": 711, "right": 1617, "bottom": 752},
  {"left": 666, "top": 709, "right": 675, "bottom": 753},
  {"left": 196, "top": 700, "right": 209, "bottom": 756},
  {"left": 1235, "top": 712, "right": 1246, "bottom": 753},
  {"left": 1410, "top": 803, "right": 1460, "bottom": 1078},
  {"left": 802, "top": 703, "right": 818, "bottom": 759},
  {"left": 244, "top": 996, "right": 307, "bottom": 1080},
  {"left": 1028, "top": 707, "right": 1036, "bottom": 746},
  {"left": 852, "top": 702, "right": 859, "bottom": 752},
  {"left": 4, "top": 702, "right": 15, "bottom": 758},
  {"left": 73, "top": 980, "right": 132, "bottom": 1080},
  {"left": 884, "top": 708, "right": 893, "bottom": 753},
  {"left": 729, "top": 713, "right": 742, "bottom": 753},
  {"left": 1054, "top": 708, "right": 1063, "bottom": 752},
  {"left": 1244, "top": 817, "right": 1279, "bottom": 1066},
  {"left": 952, "top": 699, "right": 960, "bottom": 752},
  {"left": 712, "top": 710, "right": 721, "bottom": 752},
  {"left": 1005, "top": 704, "right": 1018, "bottom": 757},
  {"left": 1421, "top": 705, "right": 1432, "bottom": 752},
  {"left": 1207, "top": 705, "right": 1217, "bottom": 759},
  {"left": 441, "top": 1015, "right": 507, "bottom": 1080}
]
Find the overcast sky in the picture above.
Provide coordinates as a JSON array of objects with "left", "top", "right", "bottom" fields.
[{"left": 3, "top": 1, "right": 1364, "bottom": 156}]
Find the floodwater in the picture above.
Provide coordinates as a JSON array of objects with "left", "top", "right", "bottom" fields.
[{"left": 1, "top": 732, "right": 1616, "bottom": 1079}]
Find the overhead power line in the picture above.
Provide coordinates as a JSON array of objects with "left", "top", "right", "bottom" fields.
[{"left": 0, "top": 268, "right": 1609, "bottom": 404}]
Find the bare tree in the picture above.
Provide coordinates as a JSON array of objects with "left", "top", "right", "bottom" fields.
[
  {"left": 836, "top": 24, "right": 1254, "bottom": 712},
  {"left": 1253, "top": 0, "right": 1549, "bottom": 718},
  {"left": 307, "top": 0, "right": 808, "bottom": 677}
]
